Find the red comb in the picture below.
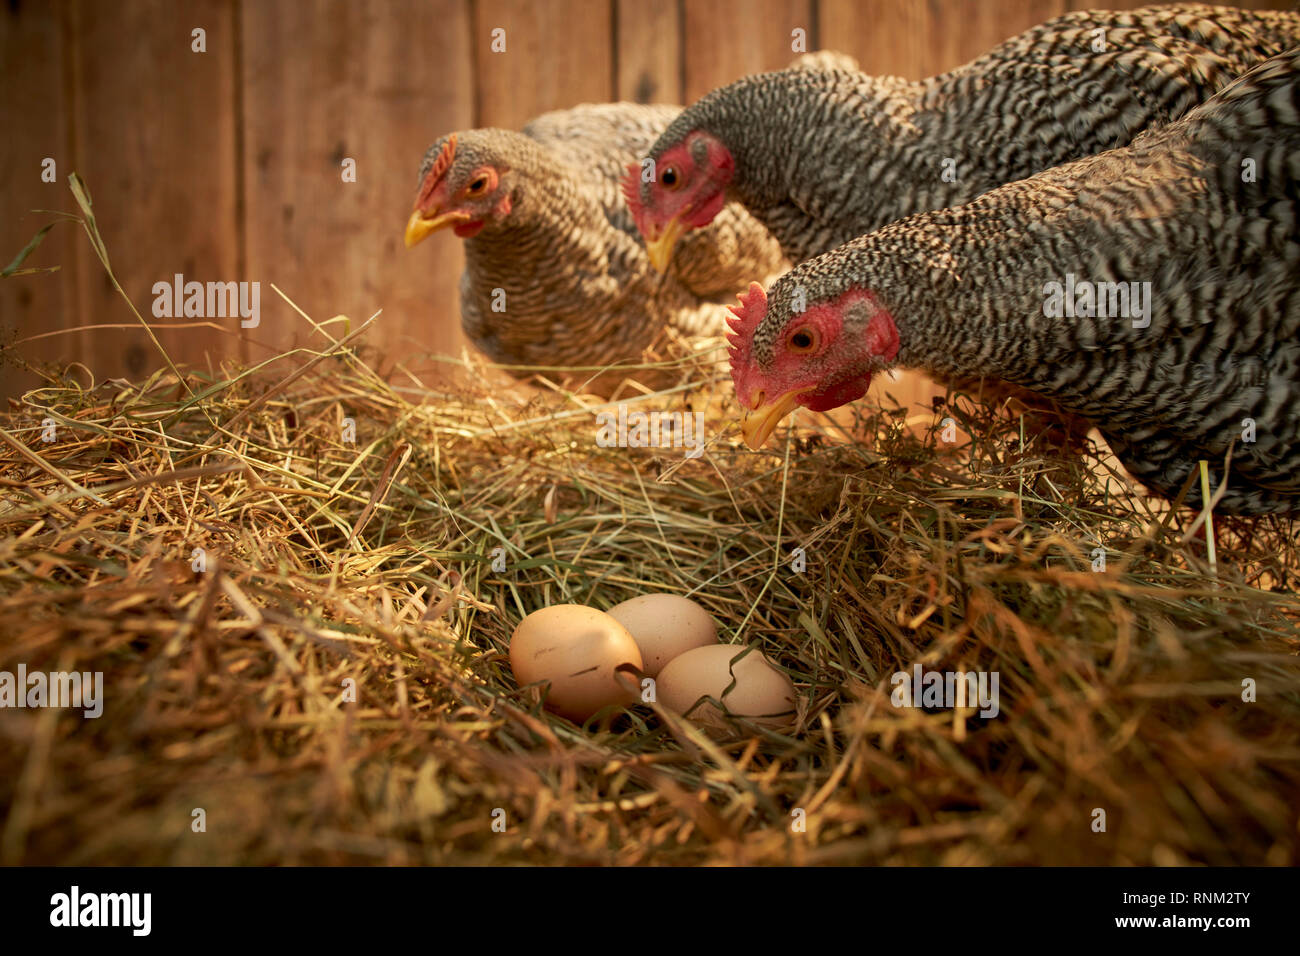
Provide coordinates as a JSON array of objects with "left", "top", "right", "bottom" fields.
[
  {"left": 726, "top": 281, "right": 768, "bottom": 387},
  {"left": 416, "top": 133, "right": 457, "bottom": 210},
  {"left": 621, "top": 161, "right": 644, "bottom": 219}
]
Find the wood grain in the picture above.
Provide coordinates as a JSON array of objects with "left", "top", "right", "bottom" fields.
[
  {"left": 474, "top": 0, "right": 613, "bottom": 129},
  {"left": 918, "top": 0, "right": 1067, "bottom": 77},
  {"left": 0, "top": 0, "right": 76, "bottom": 400},
  {"left": 616, "top": 0, "right": 681, "bottom": 103},
  {"left": 683, "top": 0, "right": 815, "bottom": 101},
  {"left": 818, "top": 0, "right": 926, "bottom": 79},
  {"left": 240, "top": 0, "right": 473, "bottom": 377},
  {"left": 68, "top": 0, "right": 238, "bottom": 384}
]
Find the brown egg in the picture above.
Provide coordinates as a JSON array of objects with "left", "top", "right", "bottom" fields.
[
  {"left": 509, "top": 605, "right": 643, "bottom": 721},
  {"left": 605, "top": 593, "right": 718, "bottom": 677},
  {"left": 656, "top": 644, "right": 797, "bottom": 732}
]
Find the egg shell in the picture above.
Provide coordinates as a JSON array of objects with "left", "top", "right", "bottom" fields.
[
  {"left": 509, "top": 605, "right": 643, "bottom": 721},
  {"left": 605, "top": 593, "right": 718, "bottom": 677},
  {"left": 656, "top": 644, "right": 796, "bottom": 731}
]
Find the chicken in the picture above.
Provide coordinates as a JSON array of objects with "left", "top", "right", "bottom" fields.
[
  {"left": 727, "top": 47, "right": 1300, "bottom": 515},
  {"left": 404, "top": 103, "right": 785, "bottom": 385},
  {"left": 626, "top": 3, "right": 1300, "bottom": 268}
]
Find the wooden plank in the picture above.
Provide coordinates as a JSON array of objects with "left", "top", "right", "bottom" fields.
[
  {"left": 918, "top": 0, "right": 1067, "bottom": 77},
  {"left": 473, "top": 0, "right": 613, "bottom": 129},
  {"left": 0, "top": 0, "right": 77, "bottom": 401},
  {"left": 615, "top": 0, "right": 681, "bottom": 104},
  {"left": 816, "top": 0, "right": 926, "bottom": 80},
  {"left": 683, "top": 0, "right": 815, "bottom": 102},
  {"left": 240, "top": 0, "right": 473, "bottom": 376},
  {"left": 69, "top": 0, "right": 238, "bottom": 383}
]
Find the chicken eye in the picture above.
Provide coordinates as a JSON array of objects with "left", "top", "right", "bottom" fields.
[
  {"left": 661, "top": 165, "right": 682, "bottom": 190},
  {"left": 788, "top": 327, "right": 820, "bottom": 353},
  {"left": 467, "top": 176, "right": 488, "bottom": 194}
]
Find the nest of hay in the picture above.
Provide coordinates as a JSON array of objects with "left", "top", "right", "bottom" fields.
[
  {"left": 2, "top": 334, "right": 1297, "bottom": 866},
  {"left": 2, "top": 190, "right": 1298, "bottom": 865}
]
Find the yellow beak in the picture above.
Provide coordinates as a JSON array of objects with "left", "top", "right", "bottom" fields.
[
  {"left": 740, "top": 390, "right": 805, "bottom": 449},
  {"left": 644, "top": 215, "right": 687, "bottom": 273},
  {"left": 404, "top": 208, "right": 470, "bottom": 248}
]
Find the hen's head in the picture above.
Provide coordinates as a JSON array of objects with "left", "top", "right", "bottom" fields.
[
  {"left": 623, "top": 130, "right": 734, "bottom": 272},
  {"left": 406, "top": 132, "right": 515, "bottom": 247},
  {"left": 728, "top": 276, "right": 900, "bottom": 449}
]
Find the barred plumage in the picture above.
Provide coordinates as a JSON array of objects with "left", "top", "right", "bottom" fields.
[
  {"left": 733, "top": 47, "right": 1300, "bottom": 514},
  {"left": 406, "top": 104, "right": 785, "bottom": 384},
  {"left": 630, "top": 3, "right": 1300, "bottom": 265}
]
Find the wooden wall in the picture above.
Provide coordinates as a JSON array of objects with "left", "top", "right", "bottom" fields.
[{"left": 0, "top": 0, "right": 1292, "bottom": 402}]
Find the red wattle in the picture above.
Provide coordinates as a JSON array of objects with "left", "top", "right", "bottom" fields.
[
  {"left": 804, "top": 377, "right": 870, "bottom": 412},
  {"left": 684, "top": 189, "right": 727, "bottom": 228}
]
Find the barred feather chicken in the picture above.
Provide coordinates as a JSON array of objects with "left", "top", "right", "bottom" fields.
[
  {"left": 404, "top": 104, "right": 785, "bottom": 384},
  {"left": 728, "top": 48, "right": 1300, "bottom": 514},
  {"left": 626, "top": 3, "right": 1300, "bottom": 267}
]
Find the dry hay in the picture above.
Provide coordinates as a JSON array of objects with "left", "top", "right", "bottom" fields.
[{"left": 1, "top": 186, "right": 1298, "bottom": 866}]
